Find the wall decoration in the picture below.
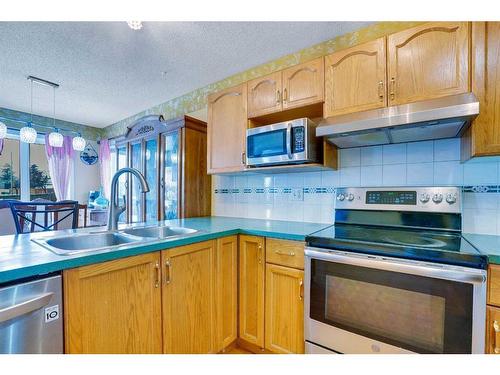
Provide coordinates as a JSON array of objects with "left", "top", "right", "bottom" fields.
[{"left": 80, "top": 143, "right": 98, "bottom": 165}]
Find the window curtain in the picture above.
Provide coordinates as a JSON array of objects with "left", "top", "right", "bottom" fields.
[
  {"left": 99, "top": 139, "right": 111, "bottom": 199},
  {"left": 45, "top": 135, "right": 74, "bottom": 201},
  {"left": 0, "top": 138, "right": 3, "bottom": 156}
]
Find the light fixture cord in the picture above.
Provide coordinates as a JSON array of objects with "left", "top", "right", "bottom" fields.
[
  {"left": 53, "top": 85, "right": 56, "bottom": 128},
  {"left": 30, "top": 79, "right": 33, "bottom": 126}
]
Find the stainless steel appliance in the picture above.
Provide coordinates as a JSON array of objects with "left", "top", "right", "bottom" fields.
[
  {"left": 316, "top": 93, "right": 479, "bottom": 148},
  {"left": 0, "top": 275, "right": 63, "bottom": 354},
  {"left": 305, "top": 187, "right": 487, "bottom": 354},
  {"left": 246, "top": 118, "right": 319, "bottom": 167}
]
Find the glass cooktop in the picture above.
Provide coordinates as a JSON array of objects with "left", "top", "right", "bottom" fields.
[{"left": 306, "top": 224, "right": 488, "bottom": 269}]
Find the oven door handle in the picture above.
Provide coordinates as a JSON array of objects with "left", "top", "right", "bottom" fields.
[
  {"left": 305, "top": 248, "right": 487, "bottom": 285},
  {"left": 286, "top": 122, "right": 292, "bottom": 159}
]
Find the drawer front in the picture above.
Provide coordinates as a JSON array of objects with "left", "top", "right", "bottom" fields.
[
  {"left": 265, "top": 238, "right": 304, "bottom": 269},
  {"left": 488, "top": 265, "right": 500, "bottom": 307},
  {"left": 487, "top": 306, "right": 500, "bottom": 354}
]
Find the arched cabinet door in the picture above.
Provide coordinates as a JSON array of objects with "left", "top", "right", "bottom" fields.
[
  {"left": 282, "top": 57, "right": 324, "bottom": 110},
  {"left": 207, "top": 83, "right": 247, "bottom": 174},
  {"left": 387, "top": 22, "right": 470, "bottom": 105},
  {"left": 324, "top": 37, "right": 387, "bottom": 117},
  {"left": 247, "top": 72, "right": 282, "bottom": 118}
]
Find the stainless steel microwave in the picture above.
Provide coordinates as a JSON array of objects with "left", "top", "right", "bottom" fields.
[{"left": 246, "top": 118, "right": 319, "bottom": 167}]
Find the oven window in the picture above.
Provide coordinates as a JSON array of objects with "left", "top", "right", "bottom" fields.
[
  {"left": 247, "top": 129, "right": 286, "bottom": 158},
  {"left": 310, "top": 259, "right": 473, "bottom": 353}
]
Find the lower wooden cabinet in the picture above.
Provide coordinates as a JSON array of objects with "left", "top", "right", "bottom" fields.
[
  {"left": 487, "top": 306, "right": 500, "bottom": 354},
  {"left": 239, "top": 235, "right": 266, "bottom": 348},
  {"left": 162, "top": 240, "right": 216, "bottom": 354},
  {"left": 215, "top": 235, "right": 238, "bottom": 351},
  {"left": 265, "top": 264, "right": 305, "bottom": 354},
  {"left": 63, "top": 252, "right": 162, "bottom": 354}
]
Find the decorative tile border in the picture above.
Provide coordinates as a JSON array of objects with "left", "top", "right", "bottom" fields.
[
  {"left": 214, "top": 187, "right": 336, "bottom": 194},
  {"left": 462, "top": 185, "right": 499, "bottom": 193}
]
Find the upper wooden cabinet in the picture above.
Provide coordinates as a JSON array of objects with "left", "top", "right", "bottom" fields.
[
  {"left": 63, "top": 253, "right": 162, "bottom": 354},
  {"left": 207, "top": 83, "right": 247, "bottom": 174},
  {"left": 248, "top": 58, "right": 325, "bottom": 118},
  {"left": 248, "top": 72, "right": 282, "bottom": 118},
  {"left": 387, "top": 22, "right": 470, "bottom": 105},
  {"left": 282, "top": 58, "right": 324, "bottom": 111},
  {"left": 239, "top": 235, "right": 266, "bottom": 348},
  {"left": 161, "top": 240, "right": 216, "bottom": 354},
  {"left": 462, "top": 22, "right": 500, "bottom": 159},
  {"left": 324, "top": 37, "right": 387, "bottom": 117}
]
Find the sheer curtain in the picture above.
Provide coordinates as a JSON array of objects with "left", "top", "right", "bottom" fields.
[
  {"left": 45, "top": 135, "right": 74, "bottom": 201},
  {"left": 99, "top": 139, "right": 111, "bottom": 199}
]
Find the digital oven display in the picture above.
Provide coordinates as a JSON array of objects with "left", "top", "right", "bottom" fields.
[{"left": 366, "top": 191, "right": 417, "bottom": 205}]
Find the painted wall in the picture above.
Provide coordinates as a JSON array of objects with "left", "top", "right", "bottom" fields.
[
  {"left": 73, "top": 140, "right": 101, "bottom": 204},
  {"left": 212, "top": 139, "right": 500, "bottom": 235}
]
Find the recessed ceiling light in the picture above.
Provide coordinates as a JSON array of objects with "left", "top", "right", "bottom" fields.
[{"left": 127, "top": 21, "right": 143, "bottom": 30}]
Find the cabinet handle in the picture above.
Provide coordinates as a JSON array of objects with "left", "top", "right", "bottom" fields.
[
  {"left": 165, "top": 259, "right": 171, "bottom": 284},
  {"left": 378, "top": 80, "right": 384, "bottom": 101},
  {"left": 390, "top": 77, "right": 395, "bottom": 101},
  {"left": 274, "top": 250, "right": 295, "bottom": 257},
  {"left": 154, "top": 262, "right": 160, "bottom": 288},
  {"left": 283, "top": 88, "right": 288, "bottom": 102},
  {"left": 241, "top": 152, "right": 246, "bottom": 165},
  {"left": 299, "top": 279, "right": 304, "bottom": 301},
  {"left": 276, "top": 90, "right": 281, "bottom": 104},
  {"left": 258, "top": 244, "right": 263, "bottom": 264},
  {"left": 494, "top": 320, "right": 500, "bottom": 354}
]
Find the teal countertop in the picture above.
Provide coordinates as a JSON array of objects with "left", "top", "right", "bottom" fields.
[
  {"left": 463, "top": 233, "right": 500, "bottom": 266},
  {"left": 0, "top": 216, "right": 330, "bottom": 284}
]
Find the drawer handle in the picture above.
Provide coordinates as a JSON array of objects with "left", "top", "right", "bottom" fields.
[
  {"left": 494, "top": 320, "right": 500, "bottom": 354},
  {"left": 258, "top": 245, "right": 263, "bottom": 264},
  {"left": 283, "top": 88, "right": 288, "bottom": 102},
  {"left": 390, "top": 77, "right": 396, "bottom": 101},
  {"left": 276, "top": 90, "right": 281, "bottom": 104},
  {"left": 154, "top": 262, "right": 160, "bottom": 288},
  {"left": 165, "top": 259, "right": 171, "bottom": 284},
  {"left": 299, "top": 279, "right": 304, "bottom": 301},
  {"left": 378, "top": 80, "right": 384, "bottom": 101},
  {"left": 274, "top": 250, "right": 295, "bottom": 257}
]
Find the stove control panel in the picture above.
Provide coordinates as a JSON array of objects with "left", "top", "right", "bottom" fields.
[{"left": 335, "top": 187, "right": 461, "bottom": 213}]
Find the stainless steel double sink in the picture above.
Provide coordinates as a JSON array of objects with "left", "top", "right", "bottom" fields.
[{"left": 32, "top": 225, "right": 198, "bottom": 256}]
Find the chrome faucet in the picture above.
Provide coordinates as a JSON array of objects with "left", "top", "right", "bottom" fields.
[{"left": 107, "top": 167, "right": 150, "bottom": 231}]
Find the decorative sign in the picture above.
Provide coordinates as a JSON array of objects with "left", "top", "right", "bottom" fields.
[
  {"left": 134, "top": 124, "right": 155, "bottom": 137},
  {"left": 80, "top": 143, "right": 98, "bottom": 165}
]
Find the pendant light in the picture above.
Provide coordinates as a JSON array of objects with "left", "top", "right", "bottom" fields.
[
  {"left": 72, "top": 133, "right": 86, "bottom": 151},
  {"left": 0, "top": 121, "right": 6, "bottom": 139},
  {"left": 127, "top": 21, "right": 143, "bottom": 30},
  {"left": 20, "top": 78, "right": 37, "bottom": 144},
  {"left": 48, "top": 85, "right": 63, "bottom": 147}
]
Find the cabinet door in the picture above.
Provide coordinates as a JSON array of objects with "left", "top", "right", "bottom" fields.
[
  {"left": 487, "top": 306, "right": 500, "bottom": 354},
  {"left": 387, "top": 22, "right": 470, "bottom": 105},
  {"left": 63, "top": 253, "right": 162, "bottom": 354},
  {"left": 265, "top": 264, "right": 304, "bottom": 354},
  {"left": 468, "top": 22, "right": 500, "bottom": 156},
  {"left": 207, "top": 84, "right": 247, "bottom": 174},
  {"left": 215, "top": 236, "right": 238, "bottom": 352},
  {"left": 247, "top": 72, "right": 282, "bottom": 118},
  {"left": 162, "top": 240, "right": 216, "bottom": 353},
  {"left": 325, "top": 37, "right": 387, "bottom": 116},
  {"left": 239, "top": 235, "right": 265, "bottom": 348},
  {"left": 282, "top": 58, "right": 324, "bottom": 110}
]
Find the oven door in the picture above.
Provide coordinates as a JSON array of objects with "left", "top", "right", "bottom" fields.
[{"left": 304, "top": 247, "right": 487, "bottom": 354}]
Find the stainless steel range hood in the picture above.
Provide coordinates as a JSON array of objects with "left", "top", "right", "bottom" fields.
[{"left": 316, "top": 93, "right": 479, "bottom": 148}]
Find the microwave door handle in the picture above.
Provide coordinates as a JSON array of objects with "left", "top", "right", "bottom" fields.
[{"left": 286, "top": 122, "right": 292, "bottom": 159}]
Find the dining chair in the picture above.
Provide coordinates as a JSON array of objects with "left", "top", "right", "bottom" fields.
[{"left": 9, "top": 200, "right": 79, "bottom": 234}]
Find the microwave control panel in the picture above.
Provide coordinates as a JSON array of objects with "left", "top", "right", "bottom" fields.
[{"left": 292, "top": 126, "right": 305, "bottom": 153}]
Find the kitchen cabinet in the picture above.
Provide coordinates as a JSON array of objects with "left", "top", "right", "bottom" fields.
[
  {"left": 63, "top": 253, "right": 162, "bottom": 354},
  {"left": 487, "top": 306, "right": 500, "bottom": 354},
  {"left": 215, "top": 235, "right": 238, "bottom": 352},
  {"left": 461, "top": 22, "right": 500, "bottom": 159},
  {"left": 238, "top": 235, "right": 265, "bottom": 348},
  {"left": 265, "top": 264, "right": 304, "bottom": 354},
  {"left": 248, "top": 58, "right": 324, "bottom": 118},
  {"left": 162, "top": 240, "right": 216, "bottom": 354},
  {"left": 207, "top": 83, "right": 248, "bottom": 174},
  {"left": 324, "top": 37, "right": 387, "bottom": 117},
  {"left": 387, "top": 22, "right": 470, "bottom": 105}
]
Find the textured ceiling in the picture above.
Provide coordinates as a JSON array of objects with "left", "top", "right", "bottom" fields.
[{"left": 0, "top": 21, "right": 372, "bottom": 128}]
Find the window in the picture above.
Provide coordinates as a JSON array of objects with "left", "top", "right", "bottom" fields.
[{"left": 0, "top": 130, "right": 57, "bottom": 202}]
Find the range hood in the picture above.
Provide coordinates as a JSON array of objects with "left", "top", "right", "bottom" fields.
[{"left": 316, "top": 93, "right": 479, "bottom": 148}]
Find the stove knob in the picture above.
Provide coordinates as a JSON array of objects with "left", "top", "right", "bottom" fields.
[
  {"left": 432, "top": 193, "right": 443, "bottom": 204},
  {"left": 446, "top": 193, "right": 457, "bottom": 204},
  {"left": 347, "top": 193, "right": 355, "bottom": 201},
  {"left": 419, "top": 193, "right": 430, "bottom": 203},
  {"left": 337, "top": 193, "right": 345, "bottom": 201}
]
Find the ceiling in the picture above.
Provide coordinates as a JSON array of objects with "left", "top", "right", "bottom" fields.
[{"left": 0, "top": 21, "right": 372, "bottom": 128}]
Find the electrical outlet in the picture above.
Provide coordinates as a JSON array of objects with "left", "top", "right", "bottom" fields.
[{"left": 291, "top": 188, "right": 304, "bottom": 201}]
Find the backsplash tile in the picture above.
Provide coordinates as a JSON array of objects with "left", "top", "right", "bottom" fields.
[{"left": 212, "top": 139, "right": 500, "bottom": 234}]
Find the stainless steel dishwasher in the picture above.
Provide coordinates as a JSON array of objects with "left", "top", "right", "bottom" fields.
[{"left": 0, "top": 274, "right": 63, "bottom": 354}]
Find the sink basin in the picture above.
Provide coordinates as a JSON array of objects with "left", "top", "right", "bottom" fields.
[
  {"left": 33, "top": 232, "right": 142, "bottom": 256},
  {"left": 122, "top": 226, "right": 198, "bottom": 239}
]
